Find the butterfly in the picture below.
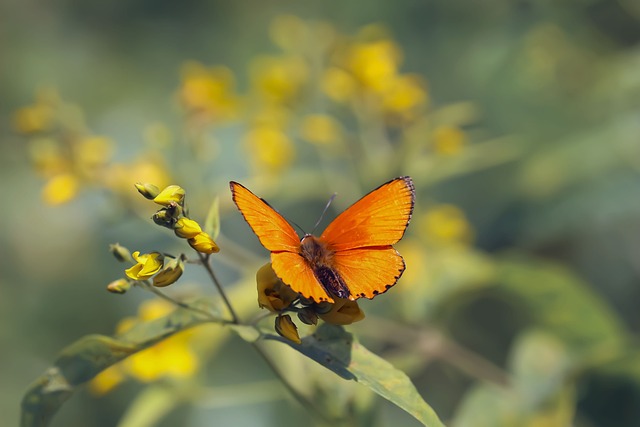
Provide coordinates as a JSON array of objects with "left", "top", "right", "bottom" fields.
[{"left": 230, "top": 177, "right": 415, "bottom": 303}]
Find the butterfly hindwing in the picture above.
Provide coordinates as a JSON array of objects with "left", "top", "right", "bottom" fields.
[
  {"left": 332, "top": 246, "right": 406, "bottom": 300},
  {"left": 230, "top": 182, "right": 300, "bottom": 252},
  {"left": 320, "top": 177, "right": 415, "bottom": 251},
  {"left": 271, "top": 252, "right": 332, "bottom": 302}
]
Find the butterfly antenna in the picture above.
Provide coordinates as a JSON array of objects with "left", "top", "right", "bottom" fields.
[{"left": 310, "top": 193, "right": 337, "bottom": 235}]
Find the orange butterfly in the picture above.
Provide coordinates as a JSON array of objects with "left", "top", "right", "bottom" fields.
[{"left": 230, "top": 177, "right": 415, "bottom": 303}]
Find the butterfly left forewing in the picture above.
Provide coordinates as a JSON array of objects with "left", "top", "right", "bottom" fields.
[
  {"left": 320, "top": 177, "right": 415, "bottom": 251},
  {"left": 332, "top": 247, "right": 405, "bottom": 300}
]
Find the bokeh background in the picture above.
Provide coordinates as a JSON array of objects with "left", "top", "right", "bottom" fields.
[{"left": 3, "top": 1, "right": 640, "bottom": 426}]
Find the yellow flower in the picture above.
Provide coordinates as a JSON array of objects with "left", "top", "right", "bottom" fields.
[
  {"left": 13, "top": 104, "right": 55, "bottom": 134},
  {"left": 179, "top": 62, "right": 238, "bottom": 121},
  {"left": 174, "top": 217, "right": 202, "bottom": 239},
  {"left": 433, "top": 126, "right": 467, "bottom": 155},
  {"left": 348, "top": 39, "right": 402, "bottom": 93},
  {"left": 42, "top": 173, "right": 79, "bottom": 205},
  {"left": 152, "top": 257, "right": 184, "bottom": 288},
  {"left": 256, "top": 263, "right": 299, "bottom": 312},
  {"left": 125, "top": 251, "right": 164, "bottom": 280},
  {"left": 300, "top": 114, "right": 343, "bottom": 145},
  {"left": 134, "top": 182, "right": 160, "bottom": 200},
  {"left": 250, "top": 55, "right": 309, "bottom": 104},
  {"left": 106, "top": 278, "right": 131, "bottom": 294},
  {"left": 153, "top": 185, "right": 185, "bottom": 206},
  {"left": 89, "top": 365, "right": 125, "bottom": 395},
  {"left": 244, "top": 124, "right": 295, "bottom": 174},
  {"left": 269, "top": 14, "right": 309, "bottom": 51},
  {"left": 322, "top": 67, "right": 357, "bottom": 103},
  {"left": 74, "top": 136, "right": 114, "bottom": 180},
  {"left": 419, "top": 204, "right": 474, "bottom": 245},
  {"left": 188, "top": 232, "right": 220, "bottom": 254},
  {"left": 318, "top": 298, "right": 365, "bottom": 325},
  {"left": 275, "top": 314, "right": 301, "bottom": 344},
  {"left": 381, "top": 74, "right": 428, "bottom": 122}
]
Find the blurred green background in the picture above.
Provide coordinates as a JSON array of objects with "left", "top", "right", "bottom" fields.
[{"left": 3, "top": 1, "right": 640, "bottom": 426}]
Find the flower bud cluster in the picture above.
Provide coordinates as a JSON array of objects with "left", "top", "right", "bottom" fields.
[{"left": 255, "top": 263, "right": 365, "bottom": 344}]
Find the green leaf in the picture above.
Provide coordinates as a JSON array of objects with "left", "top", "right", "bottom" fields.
[
  {"left": 267, "top": 324, "right": 446, "bottom": 427},
  {"left": 20, "top": 303, "right": 213, "bottom": 427},
  {"left": 203, "top": 196, "right": 220, "bottom": 240}
]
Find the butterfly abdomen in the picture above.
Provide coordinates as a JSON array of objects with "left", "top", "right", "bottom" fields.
[{"left": 299, "top": 235, "right": 351, "bottom": 299}]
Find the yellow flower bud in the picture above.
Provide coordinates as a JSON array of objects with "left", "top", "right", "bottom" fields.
[
  {"left": 188, "top": 232, "right": 220, "bottom": 254},
  {"left": 106, "top": 278, "right": 131, "bottom": 294},
  {"left": 135, "top": 182, "right": 160, "bottom": 200},
  {"left": 318, "top": 298, "right": 365, "bottom": 325},
  {"left": 125, "top": 251, "right": 164, "bottom": 280},
  {"left": 297, "top": 307, "right": 318, "bottom": 326},
  {"left": 152, "top": 205, "right": 181, "bottom": 229},
  {"left": 109, "top": 243, "right": 133, "bottom": 263},
  {"left": 174, "top": 217, "right": 202, "bottom": 239},
  {"left": 152, "top": 257, "right": 185, "bottom": 287},
  {"left": 153, "top": 185, "right": 185, "bottom": 206},
  {"left": 256, "top": 263, "right": 299, "bottom": 312},
  {"left": 275, "top": 314, "right": 301, "bottom": 344}
]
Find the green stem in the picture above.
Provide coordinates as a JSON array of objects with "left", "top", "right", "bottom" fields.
[{"left": 197, "top": 252, "right": 240, "bottom": 324}]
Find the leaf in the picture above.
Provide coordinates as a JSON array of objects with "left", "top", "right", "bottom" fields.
[
  {"left": 266, "top": 324, "right": 446, "bottom": 427},
  {"left": 21, "top": 303, "right": 213, "bottom": 427},
  {"left": 204, "top": 196, "right": 220, "bottom": 240}
]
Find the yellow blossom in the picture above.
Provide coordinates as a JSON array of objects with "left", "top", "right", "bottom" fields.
[
  {"left": 244, "top": 125, "right": 295, "bottom": 174},
  {"left": 174, "top": 217, "right": 202, "bottom": 239},
  {"left": 179, "top": 62, "right": 238, "bottom": 121},
  {"left": 106, "top": 278, "right": 131, "bottom": 294},
  {"left": 42, "top": 173, "right": 79, "bottom": 205},
  {"left": 13, "top": 104, "right": 55, "bottom": 134},
  {"left": 433, "top": 126, "right": 467, "bottom": 155},
  {"left": 188, "top": 232, "right": 220, "bottom": 254},
  {"left": 153, "top": 185, "right": 185, "bottom": 206},
  {"left": 300, "top": 114, "right": 343, "bottom": 145},
  {"left": 74, "top": 136, "right": 114, "bottom": 172},
  {"left": 419, "top": 204, "right": 474, "bottom": 245},
  {"left": 256, "top": 263, "right": 299, "bottom": 312},
  {"left": 28, "top": 138, "right": 68, "bottom": 178},
  {"left": 250, "top": 55, "right": 309, "bottom": 104},
  {"left": 88, "top": 365, "right": 125, "bottom": 395},
  {"left": 125, "top": 251, "right": 164, "bottom": 280},
  {"left": 318, "top": 298, "right": 365, "bottom": 325},
  {"left": 322, "top": 68, "right": 357, "bottom": 103},
  {"left": 348, "top": 40, "right": 402, "bottom": 93},
  {"left": 275, "top": 314, "right": 301, "bottom": 344},
  {"left": 152, "top": 257, "right": 184, "bottom": 288},
  {"left": 134, "top": 182, "right": 160, "bottom": 200},
  {"left": 381, "top": 74, "right": 428, "bottom": 121}
]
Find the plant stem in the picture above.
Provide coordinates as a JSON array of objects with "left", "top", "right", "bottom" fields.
[{"left": 197, "top": 252, "right": 240, "bottom": 324}]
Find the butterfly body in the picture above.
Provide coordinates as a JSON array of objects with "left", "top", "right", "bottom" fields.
[{"left": 231, "top": 177, "right": 415, "bottom": 303}]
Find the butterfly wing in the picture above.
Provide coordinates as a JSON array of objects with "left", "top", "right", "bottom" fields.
[
  {"left": 230, "top": 181, "right": 333, "bottom": 303},
  {"left": 321, "top": 176, "right": 415, "bottom": 300},
  {"left": 332, "top": 247, "right": 405, "bottom": 299},
  {"left": 230, "top": 182, "right": 300, "bottom": 252},
  {"left": 320, "top": 176, "right": 415, "bottom": 251},
  {"left": 271, "top": 252, "right": 332, "bottom": 303}
]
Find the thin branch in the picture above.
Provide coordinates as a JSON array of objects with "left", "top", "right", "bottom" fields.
[{"left": 197, "top": 252, "right": 240, "bottom": 324}]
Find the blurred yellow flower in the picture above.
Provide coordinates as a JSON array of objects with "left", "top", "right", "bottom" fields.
[
  {"left": 188, "top": 231, "right": 220, "bottom": 254},
  {"left": 28, "top": 138, "right": 68, "bottom": 178},
  {"left": 89, "top": 300, "right": 202, "bottom": 395},
  {"left": 322, "top": 67, "right": 357, "bottom": 103},
  {"left": 318, "top": 298, "right": 365, "bottom": 325},
  {"left": 244, "top": 124, "right": 295, "bottom": 174},
  {"left": 419, "top": 205, "right": 474, "bottom": 245},
  {"left": 381, "top": 74, "right": 428, "bottom": 122},
  {"left": 250, "top": 55, "right": 309, "bottom": 104},
  {"left": 125, "top": 251, "right": 164, "bottom": 280},
  {"left": 300, "top": 114, "right": 343, "bottom": 145},
  {"left": 42, "top": 173, "right": 79, "bottom": 205},
  {"left": 13, "top": 104, "right": 55, "bottom": 134},
  {"left": 269, "top": 14, "right": 309, "bottom": 51},
  {"left": 256, "top": 263, "right": 299, "bottom": 312},
  {"left": 393, "top": 238, "right": 428, "bottom": 290},
  {"left": 179, "top": 62, "right": 239, "bottom": 121},
  {"left": 433, "top": 126, "right": 467, "bottom": 155},
  {"left": 348, "top": 40, "right": 402, "bottom": 93}
]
